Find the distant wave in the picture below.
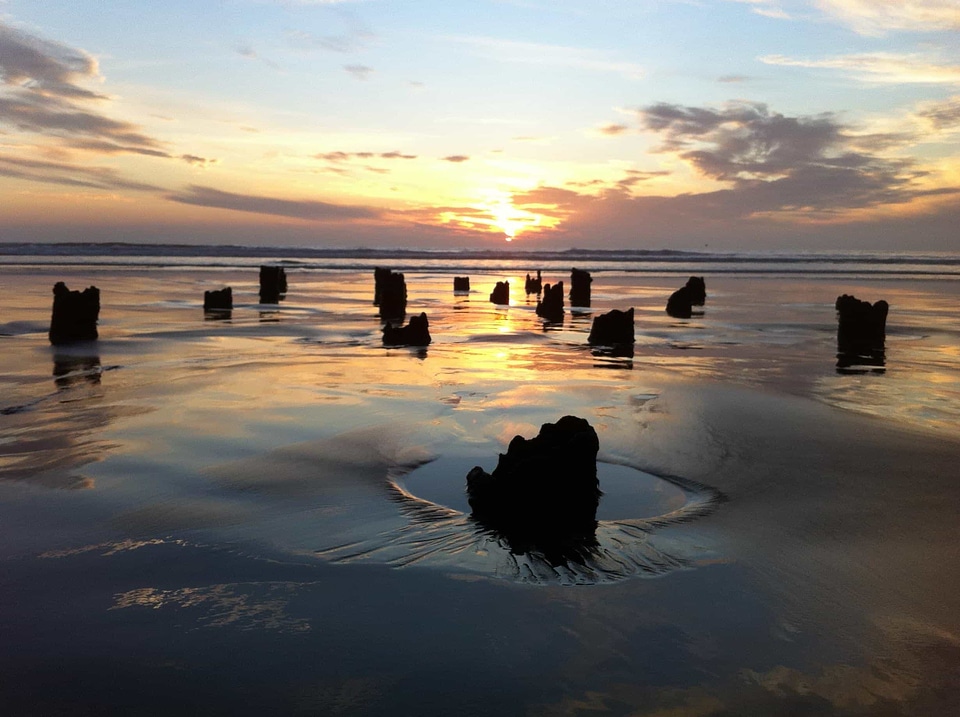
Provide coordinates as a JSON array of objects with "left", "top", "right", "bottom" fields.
[
  {"left": 0, "top": 242, "right": 707, "bottom": 261},
  {"left": 1, "top": 242, "right": 959, "bottom": 276}
]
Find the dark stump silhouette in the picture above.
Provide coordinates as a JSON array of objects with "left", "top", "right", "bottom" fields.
[
  {"left": 466, "top": 416, "right": 601, "bottom": 560},
  {"left": 588, "top": 307, "right": 634, "bottom": 348},
  {"left": 535, "top": 281, "right": 564, "bottom": 322},
  {"left": 259, "top": 266, "right": 287, "bottom": 304},
  {"left": 569, "top": 268, "right": 592, "bottom": 307},
  {"left": 373, "top": 267, "right": 390, "bottom": 305},
  {"left": 376, "top": 270, "right": 407, "bottom": 320},
  {"left": 453, "top": 276, "right": 470, "bottom": 293},
  {"left": 49, "top": 282, "right": 100, "bottom": 345},
  {"left": 203, "top": 287, "right": 232, "bottom": 311},
  {"left": 383, "top": 312, "right": 431, "bottom": 346},
  {"left": 836, "top": 294, "right": 888, "bottom": 371},
  {"left": 666, "top": 277, "right": 706, "bottom": 318},
  {"left": 490, "top": 281, "right": 510, "bottom": 305},
  {"left": 525, "top": 271, "right": 542, "bottom": 295}
]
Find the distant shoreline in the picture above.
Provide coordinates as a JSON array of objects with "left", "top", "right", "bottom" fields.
[{"left": 1, "top": 242, "right": 959, "bottom": 278}]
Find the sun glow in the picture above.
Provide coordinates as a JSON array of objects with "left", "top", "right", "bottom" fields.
[{"left": 435, "top": 192, "right": 558, "bottom": 242}]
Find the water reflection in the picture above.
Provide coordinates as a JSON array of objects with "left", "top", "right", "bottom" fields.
[
  {"left": 591, "top": 344, "right": 635, "bottom": 359},
  {"left": 53, "top": 353, "right": 102, "bottom": 389},
  {"left": 836, "top": 346, "right": 886, "bottom": 374}
]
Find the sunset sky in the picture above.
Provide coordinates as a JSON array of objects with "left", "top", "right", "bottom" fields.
[{"left": 1, "top": 0, "right": 959, "bottom": 250}]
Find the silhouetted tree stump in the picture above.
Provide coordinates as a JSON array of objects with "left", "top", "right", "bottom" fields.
[
  {"left": 536, "top": 281, "right": 564, "bottom": 322},
  {"left": 383, "top": 312, "right": 431, "bottom": 346},
  {"left": 373, "top": 267, "right": 391, "bottom": 305},
  {"left": 666, "top": 276, "right": 706, "bottom": 318},
  {"left": 525, "top": 271, "right": 542, "bottom": 295},
  {"left": 490, "top": 281, "right": 510, "bottom": 305},
  {"left": 203, "top": 287, "right": 232, "bottom": 311},
  {"left": 588, "top": 308, "right": 634, "bottom": 347},
  {"left": 453, "top": 276, "right": 470, "bottom": 292},
  {"left": 375, "top": 270, "right": 407, "bottom": 320},
  {"left": 259, "top": 266, "right": 287, "bottom": 304},
  {"left": 466, "top": 416, "right": 601, "bottom": 555},
  {"left": 836, "top": 294, "right": 888, "bottom": 370},
  {"left": 569, "top": 268, "right": 592, "bottom": 307},
  {"left": 48, "top": 282, "right": 99, "bottom": 345}
]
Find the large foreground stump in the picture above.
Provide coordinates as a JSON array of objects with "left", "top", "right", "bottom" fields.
[{"left": 466, "top": 416, "right": 601, "bottom": 551}]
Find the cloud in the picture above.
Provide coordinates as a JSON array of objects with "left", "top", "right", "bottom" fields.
[
  {"left": 640, "top": 101, "right": 858, "bottom": 182},
  {"left": 718, "top": 74, "right": 750, "bottom": 83},
  {"left": 813, "top": 0, "right": 960, "bottom": 35},
  {"left": 167, "top": 185, "right": 382, "bottom": 221},
  {"left": 286, "top": 24, "right": 373, "bottom": 55},
  {"left": 441, "top": 155, "right": 470, "bottom": 162},
  {"left": 0, "top": 21, "right": 106, "bottom": 100},
  {"left": 616, "top": 169, "right": 669, "bottom": 190},
  {"left": 0, "top": 153, "right": 161, "bottom": 191},
  {"left": 344, "top": 64, "right": 373, "bottom": 80},
  {"left": 0, "top": 21, "right": 202, "bottom": 161},
  {"left": 498, "top": 99, "right": 960, "bottom": 247},
  {"left": 448, "top": 36, "right": 644, "bottom": 80},
  {"left": 235, "top": 44, "right": 258, "bottom": 60},
  {"left": 314, "top": 150, "right": 416, "bottom": 161},
  {"left": 180, "top": 154, "right": 216, "bottom": 167},
  {"left": 511, "top": 175, "right": 959, "bottom": 249},
  {"left": 730, "top": 0, "right": 793, "bottom": 20},
  {"left": 0, "top": 94, "right": 165, "bottom": 151},
  {"left": 916, "top": 96, "right": 960, "bottom": 130},
  {"left": 597, "top": 123, "right": 630, "bottom": 136},
  {"left": 760, "top": 52, "right": 960, "bottom": 84},
  {"left": 284, "top": 9, "right": 374, "bottom": 58},
  {"left": 234, "top": 43, "right": 281, "bottom": 70},
  {"left": 309, "top": 149, "right": 415, "bottom": 177}
]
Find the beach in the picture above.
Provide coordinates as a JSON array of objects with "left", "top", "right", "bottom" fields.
[{"left": 2, "top": 250, "right": 960, "bottom": 715}]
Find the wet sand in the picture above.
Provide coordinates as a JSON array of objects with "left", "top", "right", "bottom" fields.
[{"left": 1, "top": 265, "right": 959, "bottom": 715}]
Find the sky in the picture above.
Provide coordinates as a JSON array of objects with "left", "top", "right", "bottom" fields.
[{"left": 1, "top": 0, "right": 959, "bottom": 250}]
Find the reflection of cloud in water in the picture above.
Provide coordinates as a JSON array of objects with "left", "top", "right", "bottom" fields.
[
  {"left": 40, "top": 538, "right": 184, "bottom": 558},
  {"left": 111, "top": 582, "right": 311, "bottom": 633},
  {"left": 535, "top": 612, "right": 960, "bottom": 715}
]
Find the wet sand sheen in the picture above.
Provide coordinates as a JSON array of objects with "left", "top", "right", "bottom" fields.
[{"left": 1, "top": 264, "right": 960, "bottom": 714}]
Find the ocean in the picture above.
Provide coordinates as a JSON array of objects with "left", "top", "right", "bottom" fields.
[
  {"left": 3, "top": 242, "right": 960, "bottom": 278},
  {"left": 1, "top": 243, "right": 959, "bottom": 715}
]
